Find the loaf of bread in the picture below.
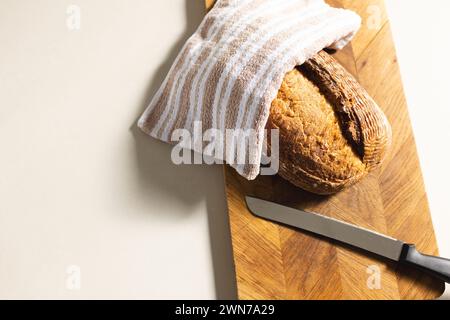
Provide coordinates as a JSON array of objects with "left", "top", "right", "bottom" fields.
[{"left": 266, "top": 51, "right": 391, "bottom": 195}]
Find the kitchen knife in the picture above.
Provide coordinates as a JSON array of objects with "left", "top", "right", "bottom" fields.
[{"left": 245, "top": 196, "right": 450, "bottom": 283}]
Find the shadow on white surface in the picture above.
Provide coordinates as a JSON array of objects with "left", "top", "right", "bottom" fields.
[{"left": 131, "top": 0, "right": 237, "bottom": 299}]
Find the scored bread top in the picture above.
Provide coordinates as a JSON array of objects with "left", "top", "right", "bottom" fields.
[
  {"left": 301, "top": 51, "right": 392, "bottom": 171},
  {"left": 267, "top": 51, "right": 391, "bottom": 195},
  {"left": 268, "top": 68, "right": 367, "bottom": 194}
]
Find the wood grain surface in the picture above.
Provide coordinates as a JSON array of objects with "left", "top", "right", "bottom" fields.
[{"left": 205, "top": 0, "right": 445, "bottom": 300}]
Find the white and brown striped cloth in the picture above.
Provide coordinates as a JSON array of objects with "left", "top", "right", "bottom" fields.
[{"left": 138, "top": 0, "right": 361, "bottom": 180}]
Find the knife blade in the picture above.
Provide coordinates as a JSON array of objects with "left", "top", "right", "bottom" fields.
[{"left": 245, "top": 196, "right": 450, "bottom": 283}]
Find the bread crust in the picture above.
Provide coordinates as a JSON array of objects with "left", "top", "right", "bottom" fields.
[{"left": 267, "top": 51, "right": 392, "bottom": 195}]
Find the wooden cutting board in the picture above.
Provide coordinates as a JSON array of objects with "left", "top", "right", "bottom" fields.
[{"left": 205, "top": 0, "right": 445, "bottom": 299}]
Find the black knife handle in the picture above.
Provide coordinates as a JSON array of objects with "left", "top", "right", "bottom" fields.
[{"left": 400, "top": 244, "right": 450, "bottom": 283}]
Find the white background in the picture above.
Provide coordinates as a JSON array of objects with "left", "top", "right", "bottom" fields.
[{"left": 0, "top": 0, "right": 448, "bottom": 299}]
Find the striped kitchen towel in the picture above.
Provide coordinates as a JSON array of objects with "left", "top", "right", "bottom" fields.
[{"left": 138, "top": 0, "right": 361, "bottom": 180}]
